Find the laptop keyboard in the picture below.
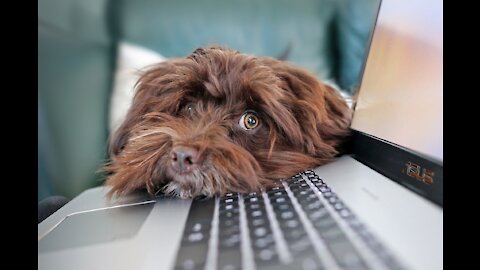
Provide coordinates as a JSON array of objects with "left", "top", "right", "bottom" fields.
[{"left": 174, "top": 170, "right": 405, "bottom": 270}]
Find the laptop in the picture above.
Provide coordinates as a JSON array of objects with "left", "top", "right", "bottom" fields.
[{"left": 38, "top": 0, "right": 443, "bottom": 269}]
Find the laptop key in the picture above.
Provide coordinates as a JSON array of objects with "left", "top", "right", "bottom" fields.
[
  {"left": 327, "top": 238, "right": 369, "bottom": 270},
  {"left": 219, "top": 233, "right": 241, "bottom": 248},
  {"left": 217, "top": 248, "right": 242, "bottom": 270},
  {"left": 283, "top": 228, "right": 307, "bottom": 241},
  {"left": 288, "top": 253, "right": 324, "bottom": 270},
  {"left": 174, "top": 243, "right": 209, "bottom": 270},
  {"left": 252, "top": 234, "right": 275, "bottom": 249},
  {"left": 289, "top": 236, "right": 314, "bottom": 255},
  {"left": 255, "top": 247, "right": 279, "bottom": 264},
  {"left": 219, "top": 224, "right": 240, "bottom": 238},
  {"left": 274, "top": 204, "right": 292, "bottom": 212},
  {"left": 181, "top": 220, "right": 212, "bottom": 244}
]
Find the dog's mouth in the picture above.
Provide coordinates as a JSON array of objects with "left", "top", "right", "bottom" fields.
[
  {"left": 163, "top": 165, "right": 227, "bottom": 199},
  {"left": 163, "top": 170, "right": 204, "bottom": 198}
]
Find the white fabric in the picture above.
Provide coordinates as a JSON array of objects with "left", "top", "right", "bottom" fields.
[{"left": 109, "top": 42, "right": 167, "bottom": 133}]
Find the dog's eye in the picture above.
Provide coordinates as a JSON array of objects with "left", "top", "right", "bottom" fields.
[
  {"left": 184, "top": 103, "right": 195, "bottom": 116},
  {"left": 239, "top": 111, "right": 260, "bottom": 130}
]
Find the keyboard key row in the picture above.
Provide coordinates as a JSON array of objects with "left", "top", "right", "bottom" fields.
[
  {"left": 218, "top": 194, "right": 242, "bottom": 270},
  {"left": 286, "top": 175, "right": 369, "bottom": 270},
  {"left": 243, "top": 192, "right": 280, "bottom": 267},
  {"left": 303, "top": 170, "right": 405, "bottom": 270},
  {"left": 174, "top": 198, "right": 215, "bottom": 270}
]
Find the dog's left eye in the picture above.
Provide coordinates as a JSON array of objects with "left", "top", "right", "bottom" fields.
[
  {"left": 184, "top": 103, "right": 195, "bottom": 116},
  {"left": 239, "top": 111, "right": 260, "bottom": 130}
]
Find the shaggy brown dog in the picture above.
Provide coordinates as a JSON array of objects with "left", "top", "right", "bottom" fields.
[{"left": 104, "top": 46, "right": 352, "bottom": 199}]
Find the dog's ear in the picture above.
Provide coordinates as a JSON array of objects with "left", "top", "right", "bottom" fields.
[
  {"left": 109, "top": 60, "right": 189, "bottom": 156},
  {"left": 263, "top": 58, "right": 352, "bottom": 158}
]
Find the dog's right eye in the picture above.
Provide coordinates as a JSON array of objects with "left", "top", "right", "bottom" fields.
[
  {"left": 184, "top": 103, "right": 195, "bottom": 116},
  {"left": 239, "top": 111, "right": 260, "bottom": 130}
]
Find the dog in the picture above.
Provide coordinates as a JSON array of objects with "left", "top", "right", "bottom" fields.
[{"left": 104, "top": 46, "right": 352, "bottom": 199}]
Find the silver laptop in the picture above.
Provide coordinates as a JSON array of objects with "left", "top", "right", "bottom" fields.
[{"left": 38, "top": 0, "right": 443, "bottom": 269}]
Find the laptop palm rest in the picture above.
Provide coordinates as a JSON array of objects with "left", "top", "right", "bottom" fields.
[{"left": 39, "top": 203, "right": 155, "bottom": 253}]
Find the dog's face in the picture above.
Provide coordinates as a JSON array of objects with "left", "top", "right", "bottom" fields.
[{"left": 105, "top": 47, "right": 351, "bottom": 198}]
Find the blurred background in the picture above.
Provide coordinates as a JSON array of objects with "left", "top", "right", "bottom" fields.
[{"left": 38, "top": 0, "right": 380, "bottom": 201}]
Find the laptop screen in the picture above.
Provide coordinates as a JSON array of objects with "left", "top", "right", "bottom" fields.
[{"left": 351, "top": 0, "right": 443, "bottom": 163}]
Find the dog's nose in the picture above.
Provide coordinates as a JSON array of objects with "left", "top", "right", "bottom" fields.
[{"left": 170, "top": 147, "right": 199, "bottom": 173}]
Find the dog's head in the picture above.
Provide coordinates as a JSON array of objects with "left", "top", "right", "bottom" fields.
[{"left": 105, "top": 46, "right": 352, "bottom": 198}]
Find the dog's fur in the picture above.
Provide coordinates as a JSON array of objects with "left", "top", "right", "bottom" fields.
[{"left": 104, "top": 46, "right": 352, "bottom": 199}]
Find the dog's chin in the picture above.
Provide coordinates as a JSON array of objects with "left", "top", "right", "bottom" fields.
[{"left": 162, "top": 168, "right": 210, "bottom": 199}]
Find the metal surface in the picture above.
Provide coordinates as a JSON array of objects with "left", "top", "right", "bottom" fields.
[
  {"left": 313, "top": 156, "right": 443, "bottom": 270},
  {"left": 38, "top": 187, "right": 192, "bottom": 270}
]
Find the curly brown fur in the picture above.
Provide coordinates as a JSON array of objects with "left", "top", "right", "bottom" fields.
[{"left": 104, "top": 46, "right": 352, "bottom": 199}]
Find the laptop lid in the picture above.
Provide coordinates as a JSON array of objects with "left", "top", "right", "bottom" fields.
[{"left": 349, "top": 0, "right": 443, "bottom": 206}]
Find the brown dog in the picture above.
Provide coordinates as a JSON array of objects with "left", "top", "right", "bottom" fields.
[{"left": 104, "top": 46, "right": 352, "bottom": 199}]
